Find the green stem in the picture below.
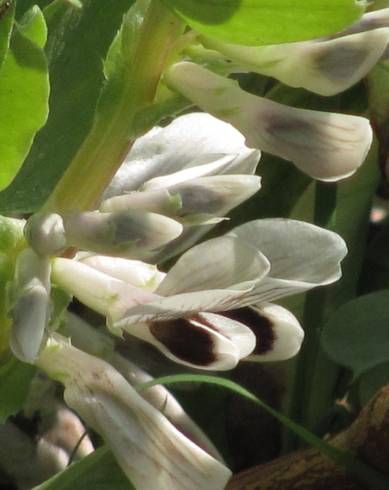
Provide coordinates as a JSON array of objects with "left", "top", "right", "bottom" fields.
[
  {"left": 43, "top": 0, "right": 184, "bottom": 214},
  {"left": 286, "top": 182, "right": 339, "bottom": 449}
]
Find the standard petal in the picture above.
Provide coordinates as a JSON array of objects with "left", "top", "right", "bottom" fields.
[
  {"left": 103, "top": 112, "right": 260, "bottom": 199},
  {"left": 222, "top": 304, "right": 304, "bottom": 362},
  {"left": 203, "top": 28, "right": 389, "bottom": 96},
  {"left": 165, "top": 62, "right": 372, "bottom": 181},
  {"left": 228, "top": 218, "right": 347, "bottom": 301},
  {"left": 157, "top": 235, "right": 270, "bottom": 296},
  {"left": 77, "top": 255, "right": 166, "bottom": 291},
  {"left": 112, "top": 286, "right": 257, "bottom": 328},
  {"left": 126, "top": 317, "right": 241, "bottom": 371}
]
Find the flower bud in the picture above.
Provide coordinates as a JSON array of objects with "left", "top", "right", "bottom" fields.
[
  {"left": 101, "top": 174, "right": 261, "bottom": 225},
  {"left": 9, "top": 248, "right": 51, "bottom": 363},
  {"left": 37, "top": 335, "right": 232, "bottom": 490},
  {"left": 61, "top": 210, "right": 183, "bottom": 259},
  {"left": 24, "top": 213, "right": 67, "bottom": 256}
]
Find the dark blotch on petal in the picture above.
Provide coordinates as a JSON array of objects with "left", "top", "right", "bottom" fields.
[
  {"left": 149, "top": 318, "right": 216, "bottom": 366},
  {"left": 315, "top": 44, "right": 367, "bottom": 82},
  {"left": 222, "top": 307, "right": 276, "bottom": 355}
]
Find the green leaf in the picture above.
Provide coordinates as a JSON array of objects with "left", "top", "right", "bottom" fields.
[
  {"left": 32, "top": 446, "right": 134, "bottom": 490},
  {"left": 138, "top": 374, "right": 389, "bottom": 490},
  {"left": 0, "top": 0, "right": 14, "bottom": 71},
  {"left": 0, "top": 0, "right": 136, "bottom": 213},
  {"left": 0, "top": 5, "right": 49, "bottom": 191},
  {"left": 162, "top": 0, "right": 364, "bottom": 45},
  {"left": 321, "top": 290, "right": 389, "bottom": 378},
  {"left": 0, "top": 217, "right": 25, "bottom": 357},
  {"left": 0, "top": 357, "right": 36, "bottom": 421},
  {"left": 359, "top": 362, "right": 389, "bottom": 406}
]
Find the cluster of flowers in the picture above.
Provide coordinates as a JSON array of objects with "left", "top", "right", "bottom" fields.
[{"left": 6, "top": 7, "right": 389, "bottom": 489}]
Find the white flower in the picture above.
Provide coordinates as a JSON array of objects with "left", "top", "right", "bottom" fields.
[
  {"left": 65, "top": 311, "right": 223, "bottom": 461},
  {"left": 165, "top": 62, "right": 373, "bottom": 182},
  {"left": 102, "top": 112, "right": 262, "bottom": 262},
  {"left": 37, "top": 335, "right": 232, "bottom": 490},
  {"left": 201, "top": 13, "right": 389, "bottom": 96},
  {"left": 52, "top": 219, "right": 347, "bottom": 370}
]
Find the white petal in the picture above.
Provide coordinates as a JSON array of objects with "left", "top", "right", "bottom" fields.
[
  {"left": 100, "top": 189, "right": 176, "bottom": 214},
  {"left": 165, "top": 62, "right": 372, "bottom": 181},
  {"left": 340, "top": 8, "right": 389, "bottom": 35},
  {"left": 10, "top": 249, "right": 51, "bottom": 363},
  {"left": 204, "top": 28, "right": 389, "bottom": 96},
  {"left": 78, "top": 255, "right": 165, "bottom": 291},
  {"left": 196, "top": 312, "right": 256, "bottom": 359},
  {"left": 52, "top": 258, "right": 157, "bottom": 319},
  {"left": 103, "top": 112, "right": 260, "bottom": 199},
  {"left": 229, "top": 219, "right": 347, "bottom": 294},
  {"left": 157, "top": 235, "right": 270, "bottom": 296},
  {"left": 10, "top": 280, "right": 50, "bottom": 363},
  {"left": 126, "top": 317, "right": 241, "bottom": 371},
  {"left": 65, "top": 312, "right": 223, "bottom": 461},
  {"left": 112, "top": 286, "right": 256, "bottom": 328},
  {"left": 62, "top": 210, "right": 183, "bottom": 258},
  {"left": 223, "top": 304, "right": 304, "bottom": 362},
  {"left": 168, "top": 174, "right": 261, "bottom": 218},
  {"left": 143, "top": 154, "right": 240, "bottom": 190},
  {"left": 37, "top": 337, "right": 232, "bottom": 490}
]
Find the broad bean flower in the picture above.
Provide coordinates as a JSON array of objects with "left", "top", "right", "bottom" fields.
[
  {"left": 52, "top": 218, "right": 346, "bottom": 370},
  {"left": 158, "top": 10, "right": 389, "bottom": 182}
]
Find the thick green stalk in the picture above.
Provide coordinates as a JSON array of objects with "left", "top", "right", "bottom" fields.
[
  {"left": 286, "top": 183, "right": 338, "bottom": 451},
  {"left": 43, "top": 0, "right": 183, "bottom": 213},
  {"left": 287, "top": 144, "right": 379, "bottom": 450}
]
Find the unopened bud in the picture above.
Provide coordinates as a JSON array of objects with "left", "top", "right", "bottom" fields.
[
  {"left": 25, "top": 213, "right": 67, "bottom": 256},
  {"left": 62, "top": 210, "right": 183, "bottom": 259},
  {"left": 9, "top": 248, "right": 51, "bottom": 363}
]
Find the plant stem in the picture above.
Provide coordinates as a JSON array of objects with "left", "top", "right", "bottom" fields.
[
  {"left": 286, "top": 182, "right": 338, "bottom": 449},
  {"left": 43, "top": 0, "right": 183, "bottom": 214}
]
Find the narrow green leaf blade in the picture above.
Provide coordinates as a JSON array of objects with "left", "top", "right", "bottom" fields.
[
  {"left": 0, "top": 6, "right": 49, "bottom": 191},
  {"left": 32, "top": 447, "right": 134, "bottom": 490},
  {"left": 163, "top": 0, "right": 364, "bottom": 45},
  {"left": 138, "top": 374, "right": 389, "bottom": 489}
]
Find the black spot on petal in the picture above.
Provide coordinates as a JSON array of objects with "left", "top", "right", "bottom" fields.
[
  {"left": 222, "top": 307, "right": 276, "bottom": 355},
  {"left": 149, "top": 318, "right": 216, "bottom": 366}
]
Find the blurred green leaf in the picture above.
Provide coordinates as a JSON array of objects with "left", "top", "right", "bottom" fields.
[
  {"left": 359, "top": 362, "right": 389, "bottom": 406},
  {"left": 321, "top": 290, "right": 389, "bottom": 378},
  {"left": 0, "top": 217, "right": 25, "bottom": 357},
  {"left": 0, "top": 0, "right": 14, "bottom": 71},
  {"left": 0, "top": 6, "right": 49, "bottom": 191},
  {"left": 162, "top": 0, "right": 364, "bottom": 45},
  {"left": 33, "top": 446, "right": 134, "bottom": 490},
  {"left": 0, "top": 357, "right": 36, "bottom": 421},
  {"left": 0, "top": 0, "right": 135, "bottom": 213}
]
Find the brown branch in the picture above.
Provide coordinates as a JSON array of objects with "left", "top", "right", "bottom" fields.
[{"left": 227, "top": 384, "right": 389, "bottom": 490}]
